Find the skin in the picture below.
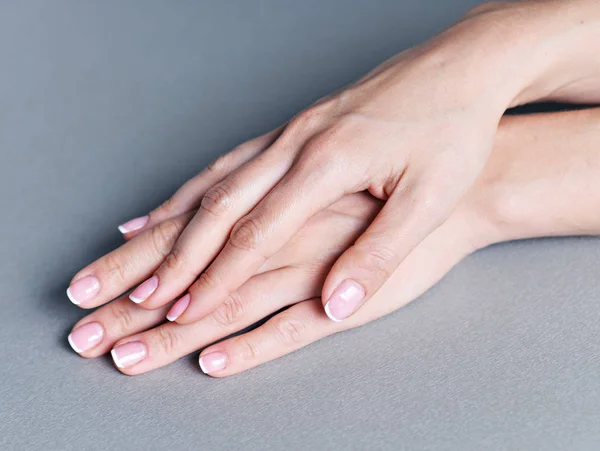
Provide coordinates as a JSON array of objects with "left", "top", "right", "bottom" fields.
[
  {"left": 67, "top": 0, "right": 600, "bottom": 324},
  {"left": 69, "top": 107, "right": 600, "bottom": 376}
]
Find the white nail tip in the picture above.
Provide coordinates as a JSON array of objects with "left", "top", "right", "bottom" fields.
[
  {"left": 117, "top": 225, "right": 129, "bottom": 234},
  {"left": 67, "top": 334, "right": 83, "bottom": 353},
  {"left": 66, "top": 287, "right": 80, "bottom": 305},
  {"left": 166, "top": 314, "right": 178, "bottom": 322},
  {"left": 324, "top": 302, "right": 342, "bottom": 323},
  {"left": 129, "top": 294, "right": 144, "bottom": 304},
  {"left": 111, "top": 349, "right": 125, "bottom": 369},
  {"left": 199, "top": 357, "right": 209, "bottom": 374}
]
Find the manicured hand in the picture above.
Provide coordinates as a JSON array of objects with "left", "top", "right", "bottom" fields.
[
  {"left": 68, "top": 190, "right": 486, "bottom": 375},
  {"left": 68, "top": 6, "right": 502, "bottom": 322},
  {"left": 67, "top": 1, "right": 600, "bottom": 325},
  {"left": 68, "top": 108, "right": 600, "bottom": 375}
]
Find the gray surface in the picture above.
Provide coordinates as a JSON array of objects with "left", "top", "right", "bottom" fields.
[{"left": 1, "top": 1, "right": 599, "bottom": 450}]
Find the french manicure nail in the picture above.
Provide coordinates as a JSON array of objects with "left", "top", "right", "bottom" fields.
[
  {"left": 68, "top": 322, "right": 104, "bottom": 353},
  {"left": 129, "top": 276, "right": 158, "bottom": 304},
  {"left": 111, "top": 341, "right": 147, "bottom": 369},
  {"left": 166, "top": 294, "right": 190, "bottom": 322},
  {"left": 324, "top": 279, "right": 366, "bottom": 322},
  {"left": 118, "top": 215, "right": 149, "bottom": 234},
  {"left": 199, "top": 351, "right": 227, "bottom": 374},
  {"left": 67, "top": 276, "right": 100, "bottom": 305}
]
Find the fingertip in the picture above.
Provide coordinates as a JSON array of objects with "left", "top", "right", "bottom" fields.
[
  {"left": 117, "top": 215, "right": 149, "bottom": 235},
  {"left": 110, "top": 348, "right": 125, "bottom": 369},
  {"left": 199, "top": 351, "right": 228, "bottom": 376},
  {"left": 322, "top": 278, "right": 366, "bottom": 322},
  {"left": 166, "top": 294, "right": 191, "bottom": 322},
  {"left": 66, "top": 287, "right": 80, "bottom": 306},
  {"left": 67, "top": 333, "right": 83, "bottom": 353},
  {"left": 323, "top": 301, "right": 343, "bottom": 322}
]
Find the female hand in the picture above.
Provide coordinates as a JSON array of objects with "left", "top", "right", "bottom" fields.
[
  {"left": 68, "top": 107, "right": 600, "bottom": 375},
  {"left": 68, "top": 1, "right": 600, "bottom": 324},
  {"left": 68, "top": 189, "right": 486, "bottom": 375}
]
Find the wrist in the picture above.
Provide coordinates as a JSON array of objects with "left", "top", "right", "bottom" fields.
[
  {"left": 465, "top": 109, "right": 600, "bottom": 249},
  {"left": 430, "top": 1, "right": 600, "bottom": 112}
]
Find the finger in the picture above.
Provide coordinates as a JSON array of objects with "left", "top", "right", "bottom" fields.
[
  {"left": 67, "top": 295, "right": 170, "bottom": 358},
  {"left": 197, "top": 298, "right": 341, "bottom": 377},
  {"left": 128, "top": 129, "right": 309, "bottom": 310},
  {"left": 321, "top": 178, "right": 458, "bottom": 322},
  {"left": 67, "top": 211, "right": 194, "bottom": 308},
  {"left": 174, "top": 139, "right": 355, "bottom": 323},
  {"left": 197, "top": 200, "right": 482, "bottom": 377},
  {"left": 109, "top": 267, "right": 321, "bottom": 375},
  {"left": 118, "top": 126, "right": 284, "bottom": 240}
]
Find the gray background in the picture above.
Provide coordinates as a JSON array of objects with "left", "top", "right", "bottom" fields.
[{"left": 1, "top": 1, "right": 599, "bottom": 450}]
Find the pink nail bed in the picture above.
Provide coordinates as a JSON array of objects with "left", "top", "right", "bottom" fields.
[
  {"left": 167, "top": 293, "right": 190, "bottom": 322},
  {"left": 111, "top": 341, "right": 147, "bottom": 369},
  {"left": 129, "top": 276, "right": 158, "bottom": 304},
  {"left": 118, "top": 215, "right": 149, "bottom": 234},
  {"left": 324, "top": 279, "right": 366, "bottom": 322},
  {"left": 68, "top": 322, "right": 104, "bottom": 353},
  {"left": 67, "top": 276, "right": 100, "bottom": 305},
  {"left": 199, "top": 351, "right": 227, "bottom": 374}
]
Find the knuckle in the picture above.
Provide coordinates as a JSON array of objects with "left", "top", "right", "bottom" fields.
[
  {"left": 271, "top": 316, "right": 306, "bottom": 346},
  {"left": 164, "top": 246, "right": 187, "bottom": 271},
  {"left": 200, "top": 181, "right": 235, "bottom": 217},
  {"left": 290, "top": 108, "right": 319, "bottom": 132},
  {"left": 103, "top": 253, "right": 129, "bottom": 285},
  {"left": 231, "top": 142, "right": 252, "bottom": 156},
  {"left": 150, "top": 219, "right": 182, "bottom": 258},
  {"left": 207, "top": 154, "right": 231, "bottom": 175},
  {"left": 304, "top": 132, "right": 333, "bottom": 158},
  {"left": 296, "top": 129, "right": 345, "bottom": 176},
  {"left": 211, "top": 292, "right": 245, "bottom": 327},
  {"left": 356, "top": 243, "right": 398, "bottom": 280},
  {"left": 107, "top": 301, "right": 135, "bottom": 335},
  {"left": 466, "top": 1, "right": 505, "bottom": 18},
  {"left": 155, "top": 196, "right": 178, "bottom": 217},
  {"left": 411, "top": 185, "right": 450, "bottom": 226},
  {"left": 155, "top": 326, "right": 182, "bottom": 356},
  {"left": 229, "top": 217, "right": 262, "bottom": 252},
  {"left": 193, "top": 270, "right": 220, "bottom": 293},
  {"left": 414, "top": 187, "right": 439, "bottom": 213},
  {"left": 233, "top": 336, "right": 260, "bottom": 361}
]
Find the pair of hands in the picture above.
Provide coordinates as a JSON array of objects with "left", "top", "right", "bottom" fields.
[
  {"left": 67, "top": 106, "right": 600, "bottom": 376},
  {"left": 68, "top": 170, "right": 486, "bottom": 376},
  {"left": 66, "top": 1, "right": 600, "bottom": 376}
]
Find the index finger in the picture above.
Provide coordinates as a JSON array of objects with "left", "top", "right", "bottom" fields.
[{"left": 174, "top": 153, "right": 352, "bottom": 324}]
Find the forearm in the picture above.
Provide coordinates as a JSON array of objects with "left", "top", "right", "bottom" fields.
[
  {"left": 419, "top": 0, "right": 600, "bottom": 113},
  {"left": 495, "top": 0, "right": 600, "bottom": 105},
  {"left": 474, "top": 107, "right": 600, "bottom": 245}
]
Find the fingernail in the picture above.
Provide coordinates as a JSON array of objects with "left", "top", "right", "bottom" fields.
[
  {"left": 67, "top": 276, "right": 100, "bottom": 305},
  {"left": 166, "top": 294, "right": 190, "bottom": 322},
  {"left": 68, "top": 322, "right": 104, "bottom": 353},
  {"left": 118, "top": 215, "right": 149, "bottom": 234},
  {"left": 111, "top": 341, "right": 147, "bottom": 369},
  {"left": 199, "top": 351, "right": 227, "bottom": 374},
  {"left": 129, "top": 276, "right": 158, "bottom": 304},
  {"left": 324, "top": 279, "right": 366, "bottom": 322}
]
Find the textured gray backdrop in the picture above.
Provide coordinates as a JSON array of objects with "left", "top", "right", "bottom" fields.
[{"left": 1, "top": 1, "right": 599, "bottom": 450}]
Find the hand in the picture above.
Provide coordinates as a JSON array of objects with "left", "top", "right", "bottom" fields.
[
  {"left": 67, "top": 1, "right": 600, "bottom": 325},
  {"left": 68, "top": 107, "right": 600, "bottom": 376},
  {"left": 68, "top": 190, "right": 485, "bottom": 375}
]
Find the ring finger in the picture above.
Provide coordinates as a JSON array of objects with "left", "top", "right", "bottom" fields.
[{"left": 109, "top": 266, "right": 321, "bottom": 375}]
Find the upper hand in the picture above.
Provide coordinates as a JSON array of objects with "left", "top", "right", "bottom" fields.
[{"left": 67, "top": 18, "right": 504, "bottom": 323}]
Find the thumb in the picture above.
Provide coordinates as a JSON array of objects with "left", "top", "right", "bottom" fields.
[{"left": 322, "top": 185, "right": 452, "bottom": 322}]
